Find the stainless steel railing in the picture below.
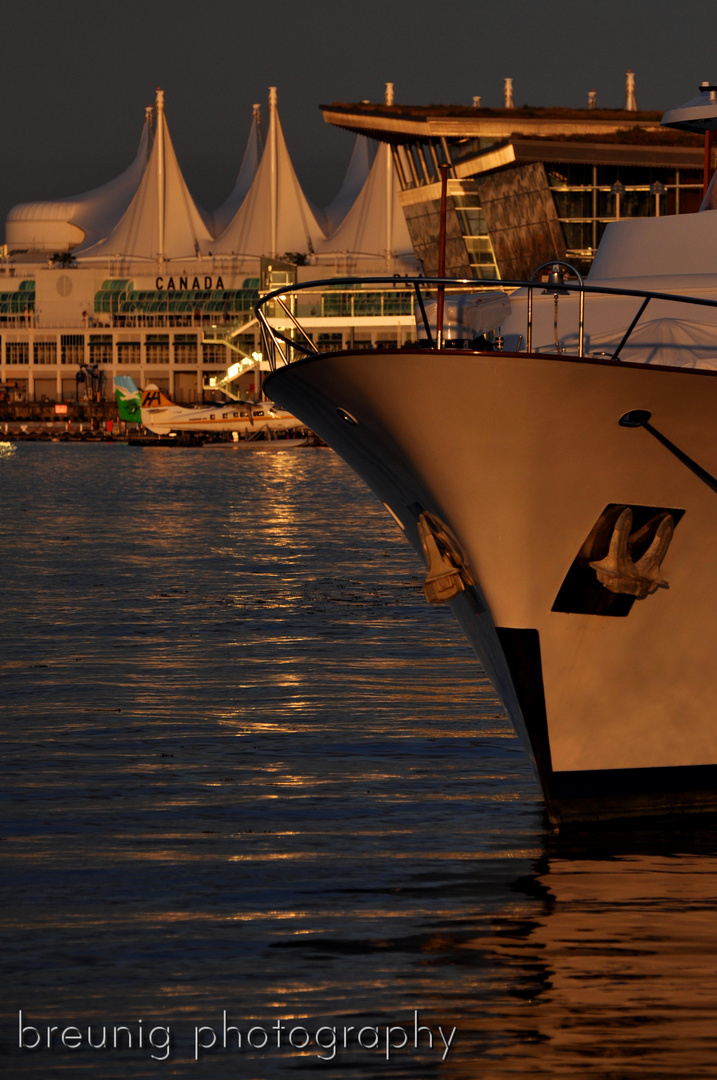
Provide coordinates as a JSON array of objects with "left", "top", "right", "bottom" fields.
[{"left": 254, "top": 270, "right": 717, "bottom": 370}]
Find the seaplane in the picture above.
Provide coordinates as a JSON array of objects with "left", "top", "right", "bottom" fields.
[{"left": 114, "top": 376, "right": 303, "bottom": 437}]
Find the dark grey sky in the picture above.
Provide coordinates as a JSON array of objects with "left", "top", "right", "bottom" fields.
[{"left": 2, "top": 0, "right": 716, "bottom": 229}]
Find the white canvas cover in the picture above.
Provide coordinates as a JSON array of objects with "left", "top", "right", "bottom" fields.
[
  {"left": 78, "top": 89, "right": 213, "bottom": 262},
  {"left": 570, "top": 317, "right": 717, "bottom": 368},
  {"left": 322, "top": 136, "right": 371, "bottom": 235},
  {"left": 5, "top": 110, "right": 153, "bottom": 252},
  {"left": 211, "top": 104, "right": 263, "bottom": 237},
  {"left": 315, "top": 142, "right": 418, "bottom": 272},
  {"left": 416, "top": 292, "right": 512, "bottom": 341},
  {"left": 211, "top": 88, "right": 327, "bottom": 258}
]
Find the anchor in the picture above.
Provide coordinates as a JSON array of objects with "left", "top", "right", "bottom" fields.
[
  {"left": 589, "top": 507, "right": 674, "bottom": 598},
  {"left": 417, "top": 513, "right": 466, "bottom": 603}
]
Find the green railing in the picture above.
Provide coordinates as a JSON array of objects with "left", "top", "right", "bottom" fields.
[{"left": 321, "top": 289, "right": 413, "bottom": 318}]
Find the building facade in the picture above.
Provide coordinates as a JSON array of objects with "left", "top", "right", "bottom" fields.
[
  {"left": 321, "top": 96, "right": 705, "bottom": 279},
  {"left": 0, "top": 83, "right": 707, "bottom": 405}
]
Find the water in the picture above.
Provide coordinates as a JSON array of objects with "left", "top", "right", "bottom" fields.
[{"left": 2, "top": 442, "right": 717, "bottom": 1079}]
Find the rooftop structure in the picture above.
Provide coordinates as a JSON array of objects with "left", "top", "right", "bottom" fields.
[
  {"left": 0, "top": 87, "right": 418, "bottom": 408},
  {"left": 321, "top": 73, "right": 706, "bottom": 279},
  {"left": 211, "top": 103, "right": 264, "bottom": 237},
  {"left": 78, "top": 89, "right": 214, "bottom": 264},
  {"left": 5, "top": 108, "right": 153, "bottom": 253}
]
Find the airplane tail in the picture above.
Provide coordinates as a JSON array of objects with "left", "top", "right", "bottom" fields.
[
  {"left": 114, "top": 375, "right": 142, "bottom": 424},
  {"left": 141, "top": 384, "right": 177, "bottom": 409}
]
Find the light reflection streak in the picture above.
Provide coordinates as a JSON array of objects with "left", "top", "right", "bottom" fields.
[{"left": 1, "top": 444, "right": 555, "bottom": 1076}]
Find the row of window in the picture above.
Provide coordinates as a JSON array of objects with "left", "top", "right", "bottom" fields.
[
  {"left": 452, "top": 193, "right": 500, "bottom": 279},
  {"left": 94, "top": 286, "right": 259, "bottom": 316},
  {"left": 548, "top": 167, "right": 703, "bottom": 259},
  {"left": 319, "top": 290, "right": 414, "bottom": 318},
  {"left": 1, "top": 337, "right": 238, "bottom": 366},
  {"left": 0, "top": 280, "right": 37, "bottom": 319},
  {"left": 445, "top": 169, "right": 706, "bottom": 279},
  {"left": 1, "top": 329, "right": 415, "bottom": 370},
  {"left": 0, "top": 292, "right": 35, "bottom": 315}
]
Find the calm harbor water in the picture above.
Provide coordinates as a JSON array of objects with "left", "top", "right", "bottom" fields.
[{"left": 3, "top": 442, "right": 717, "bottom": 1079}]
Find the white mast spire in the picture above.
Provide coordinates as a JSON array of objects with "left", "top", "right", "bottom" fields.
[
  {"left": 75, "top": 87, "right": 212, "bottom": 262},
  {"left": 211, "top": 102, "right": 264, "bottom": 236},
  {"left": 156, "top": 87, "right": 165, "bottom": 263},
  {"left": 211, "top": 87, "right": 326, "bottom": 258},
  {"left": 384, "top": 83, "right": 394, "bottom": 264},
  {"left": 385, "top": 137, "right": 393, "bottom": 266},
  {"left": 269, "top": 86, "right": 278, "bottom": 257}
]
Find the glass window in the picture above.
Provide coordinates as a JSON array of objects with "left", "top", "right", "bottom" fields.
[
  {"left": 146, "top": 334, "right": 169, "bottom": 364},
  {"left": 455, "top": 206, "right": 488, "bottom": 235},
  {"left": 619, "top": 190, "right": 652, "bottom": 218},
  {"left": 33, "top": 340, "right": 57, "bottom": 365},
  {"left": 322, "top": 291, "right": 353, "bottom": 317},
  {"left": 383, "top": 291, "right": 412, "bottom": 316},
  {"left": 88, "top": 336, "right": 113, "bottom": 364},
  {"left": 353, "top": 292, "right": 384, "bottom": 316},
  {"left": 553, "top": 190, "right": 592, "bottom": 218},
  {"left": 317, "top": 333, "right": 343, "bottom": 353},
  {"left": 545, "top": 163, "right": 693, "bottom": 267},
  {"left": 174, "top": 335, "right": 198, "bottom": 364},
  {"left": 202, "top": 343, "right": 227, "bottom": 365},
  {"left": 117, "top": 342, "right": 140, "bottom": 365},
  {"left": 471, "top": 264, "right": 499, "bottom": 280},
  {"left": 465, "top": 237, "right": 496, "bottom": 260},
  {"left": 6, "top": 341, "right": 29, "bottom": 364},
  {"left": 235, "top": 334, "right": 256, "bottom": 355},
  {"left": 562, "top": 221, "right": 593, "bottom": 250},
  {"left": 60, "top": 334, "right": 84, "bottom": 365},
  {"left": 596, "top": 190, "right": 615, "bottom": 217}
]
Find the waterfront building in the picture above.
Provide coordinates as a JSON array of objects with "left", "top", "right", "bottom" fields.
[
  {"left": 321, "top": 74, "right": 705, "bottom": 279},
  {"left": 0, "top": 87, "right": 417, "bottom": 405},
  {"left": 0, "top": 75, "right": 706, "bottom": 406}
]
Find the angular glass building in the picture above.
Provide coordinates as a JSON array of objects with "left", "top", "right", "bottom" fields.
[{"left": 321, "top": 92, "right": 704, "bottom": 279}]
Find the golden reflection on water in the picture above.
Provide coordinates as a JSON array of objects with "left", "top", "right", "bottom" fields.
[
  {"left": 8, "top": 446, "right": 717, "bottom": 1077},
  {"left": 435, "top": 848, "right": 717, "bottom": 1077}
]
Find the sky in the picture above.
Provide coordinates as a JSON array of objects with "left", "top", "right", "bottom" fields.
[{"left": 2, "top": 0, "right": 717, "bottom": 231}]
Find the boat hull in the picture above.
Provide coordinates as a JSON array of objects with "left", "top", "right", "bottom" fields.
[{"left": 265, "top": 349, "right": 717, "bottom": 825}]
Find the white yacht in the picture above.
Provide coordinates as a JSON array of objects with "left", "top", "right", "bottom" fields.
[{"left": 259, "top": 93, "right": 717, "bottom": 828}]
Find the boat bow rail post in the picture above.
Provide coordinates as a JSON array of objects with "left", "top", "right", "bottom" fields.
[
  {"left": 527, "top": 260, "right": 585, "bottom": 356},
  {"left": 255, "top": 275, "right": 717, "bottom": 369}
]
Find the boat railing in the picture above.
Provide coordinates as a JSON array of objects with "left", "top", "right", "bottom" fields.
[{"left": 254, "top": 270, "right": 717, "bottom": 370}]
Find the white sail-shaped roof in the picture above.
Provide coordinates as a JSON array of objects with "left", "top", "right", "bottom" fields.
[
  {"left": 211, "top": 104, "right": 263, "bottom": 237},
  {"left": 322, "top": 135, "right": 371, "bottom": 236},
  {"left": 315, "top": 141, "right": 418, "bottom": 272},
  {"left": 211, "top": 87, "right": 327, "bottom": 258},
  {"left": 5, "top": 109, "right": 153, "bottom": 252},
  {"left": 78, "top": 89, "right": 213, "bottom": 262}
]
